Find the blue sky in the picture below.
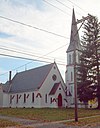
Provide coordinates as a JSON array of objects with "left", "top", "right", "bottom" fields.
[
  {"left": 0, "top": 0, "right": 100, "bottom": 83},
  {"left": 0, "top": 32, "right": 13, "bottom": 38}
]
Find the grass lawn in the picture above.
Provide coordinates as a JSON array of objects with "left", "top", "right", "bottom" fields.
[
  {"left": 66, "top": 116, "right": 100, "bottom": 127},
  {"left": 0, "top": 108, "right": 100, "bottom": 122}
]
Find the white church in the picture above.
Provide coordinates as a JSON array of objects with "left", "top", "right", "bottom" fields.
[{"left": 0, "top": 9, "right": 83, "bottom": 108}]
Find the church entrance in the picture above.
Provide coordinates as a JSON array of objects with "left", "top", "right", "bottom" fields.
[{"left": 58, "top": 93, "right": 62, "bottom": 108}]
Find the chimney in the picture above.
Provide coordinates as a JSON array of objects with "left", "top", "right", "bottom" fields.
[{"left": 9, "top": 71, "right": 12, "bottom": 84}]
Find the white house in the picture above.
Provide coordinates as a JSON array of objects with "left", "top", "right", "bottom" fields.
[{"left": 0, "top": 62, "right": 69, "bottom": 108}]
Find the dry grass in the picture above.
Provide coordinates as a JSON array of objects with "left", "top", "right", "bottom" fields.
[
  {"left": 65, "top": 116, "right": 100, "bottom": 126},
  {"left": 0, "top": 108, "right": 100, "bottom": 121},
  {"left": 0, "top": 119, "right": 20, "bottom": 128},
  {"left": 0, "top": 108, "right": 100, "bottom": 127}
]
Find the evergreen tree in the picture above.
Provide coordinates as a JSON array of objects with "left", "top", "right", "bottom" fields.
[{"left": 77, "top": 14, "right": 100, "bottom": 108}]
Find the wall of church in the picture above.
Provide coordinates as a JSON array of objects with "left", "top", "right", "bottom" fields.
[
  {"left": 3, "top": 93, "right": 9, "bottom": 107},
  {"left": 8, "top": 91, "right": 43, "bottom": 108},
  {"left": 67, "top": 51, "right": 74, "bottom": 65},
  {"left": 39, "top": 63, "right": 66, "bottom": 108},
  {"left": 76, "top": 50, "right": 81, "bottom": 64},
  {"left": 0, "top": 86, "right": 3, "bottom": 107}
]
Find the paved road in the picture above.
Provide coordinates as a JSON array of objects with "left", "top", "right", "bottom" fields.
[{"left": 0, "top": 115, "right": 100, "bottom": 128}]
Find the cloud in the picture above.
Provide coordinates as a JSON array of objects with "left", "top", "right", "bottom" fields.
[
  {"left": 0, "top": 0, "right": 71, "bottom": 65},
  {"left": 0, "top": 0, "right": 100, "bottom": 83}
]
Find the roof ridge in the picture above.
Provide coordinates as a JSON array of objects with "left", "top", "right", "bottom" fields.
[{"left": 16, "top": 63, "right": 54, "bottom": 75}]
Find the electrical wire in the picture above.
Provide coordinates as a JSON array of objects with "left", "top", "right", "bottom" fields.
[
  {"left": 0, "top": 0, "right": 87, "bottom": 82},
  {"left": 54, "top": 0, "right": 83, "bottom": 16},
  {"left": 55, "top": 0, "right": 71, "bottom": 10},
  {"left": 0, "top": 46, "right": 53, "bottom": 61},
  {"left": 0, "top": 40, "right": 68, "bottom": 61},
  {"left": 0, "top": 15, "right": 68, "bottom": 39},
  {"left": 0, "top": 43, "right": 67, "bottom": 77},
  {"left": 0, "top": 44, "right": 67, "bottom": 64},
  {"left": 66, "top": 0, "right": 87, "bottom": 14},
  {"left": 0, "top": 53, "right": 66, "bottom": 76},
  {"left": 42, "top": 0, "right": 70, "bottom": 16}
]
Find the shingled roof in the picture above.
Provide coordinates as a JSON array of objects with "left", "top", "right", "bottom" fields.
[{"left": 7, "top": 63, "right": 54, "bottom": 93}]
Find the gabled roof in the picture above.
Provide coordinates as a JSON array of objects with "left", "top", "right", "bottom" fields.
[
  {"left": 49, "top": 82, "right": 61, "bottom": 95},
  {"left": 7, "top": 63, "right": 54, "bottom": 93},
  {"left": 67, "top": 8, "right": 81, "bottom": 52}
]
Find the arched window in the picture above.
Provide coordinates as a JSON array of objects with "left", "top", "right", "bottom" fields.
[
  {"left": 32, "top": 93, "right": 34, "bottom": 103},
  {"left": 45, "top": 94, "right": 47, "bottom": 103},
  {"left": 69, "top": 54, "right": 71, "bottom": 64},
  {"left": 24, "top": 94, "right": 26, "bottom": 103},
  {"left": 16, "top": 94, "right": 18, "bottom": 104},
  {"left": 71, "top": 72, "right": 73, "bottom": 81}
]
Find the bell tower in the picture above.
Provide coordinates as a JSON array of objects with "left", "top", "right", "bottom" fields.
[{"left": 66, "top": 9, "right": 81, "bottom": 107}]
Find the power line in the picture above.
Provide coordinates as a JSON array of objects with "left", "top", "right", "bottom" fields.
[
  {"left": 42, "top": 0, "right": 70, "bottom": 16},
  {"left": 55, "top": 0, "right": 71, "bottom": 10},
  {"left": 0, "top": 15, "right": 68, "bottom": 39},
  {"left": 0, "top": 44, "right": 67, "bottom": 64},
  {"left": 66, "top": 0, "right": 87, "bottom": 14},
  {"left": 0, "top": 53, "right": 66, "bottom": 77},
  {"left": 54, "top": 0, "right": 82, "bottom": 16},
  {"left": 0, "top": 53, "right": 51, "bottom": 76},
  {"left": 0, "top": 40, "right": 68, "bottom": 61},
  {"left": 0, "top": 46, "right": 53, "bottom": 61},
  {"left": 43, "top": 43, "right": 67, "bottom": 56},
  {"left": 0, "top": 43, "right": 67, "bottom": 76},
  {"left": 42, "top": 0, "right": 66, "bottom": 14}
]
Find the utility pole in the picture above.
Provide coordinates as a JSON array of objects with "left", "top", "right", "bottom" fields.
[{"left": 74, "top": 15, "right": 90, "bottom": 122}]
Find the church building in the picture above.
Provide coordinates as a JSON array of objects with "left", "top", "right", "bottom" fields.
[
  {"left": 0, "top": 9, "right": 83, "bottom": 108},
  {"left": 0, "top": 62, "right": 68, "bottom": 108}
]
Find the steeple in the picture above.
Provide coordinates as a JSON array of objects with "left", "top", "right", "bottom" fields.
[{"left": 67, "top": 8, "right": 81, "bottom": 52}]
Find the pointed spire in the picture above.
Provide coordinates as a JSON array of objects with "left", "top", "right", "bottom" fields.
[{"left": 67, "top": 8, "right": 81, "bottom": 52}]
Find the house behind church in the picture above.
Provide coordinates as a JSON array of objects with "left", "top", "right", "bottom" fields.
[{"left": 0, "top": 62, "right": 70, "bottom": 108}]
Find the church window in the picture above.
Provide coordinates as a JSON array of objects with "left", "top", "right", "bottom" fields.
[
  {"left": 50, "top": 97, "right": 52, "bottom": 104},
  {"left": 10, "top": 95, "right": 15, "bottom": 104},
  {"left": 24, "top": 94, "right": 26, "bottom": 103},
  {"left": 32, "top": 93, "right": 34, "bottom": 103},
  {"left": 69, "top": 54, "right": 71, "bottom": 64},
  {"left": 45, "top": 94, "right": 47, "bottom": 103},
  {"left": 52, "top": 74, "right": 57, "bottom": 81},
  {"left": 16, "top": 94, "right": 18, "bottom": 104},
  {"left": 10, "top": 95, "right": 12, "bottom": 104},
  {"left": 36, "top": 93, "right": 42, "bottom": 98},
  {"left": 72, "top": 53, "right": 74, "bottom": 63},
  {"left": 71, "top": 72, "right": 73, "bottom": 81}
]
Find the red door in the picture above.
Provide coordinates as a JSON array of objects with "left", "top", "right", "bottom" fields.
[{"left": 58, "top": 94, "right": 62, "bottom": 108}]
